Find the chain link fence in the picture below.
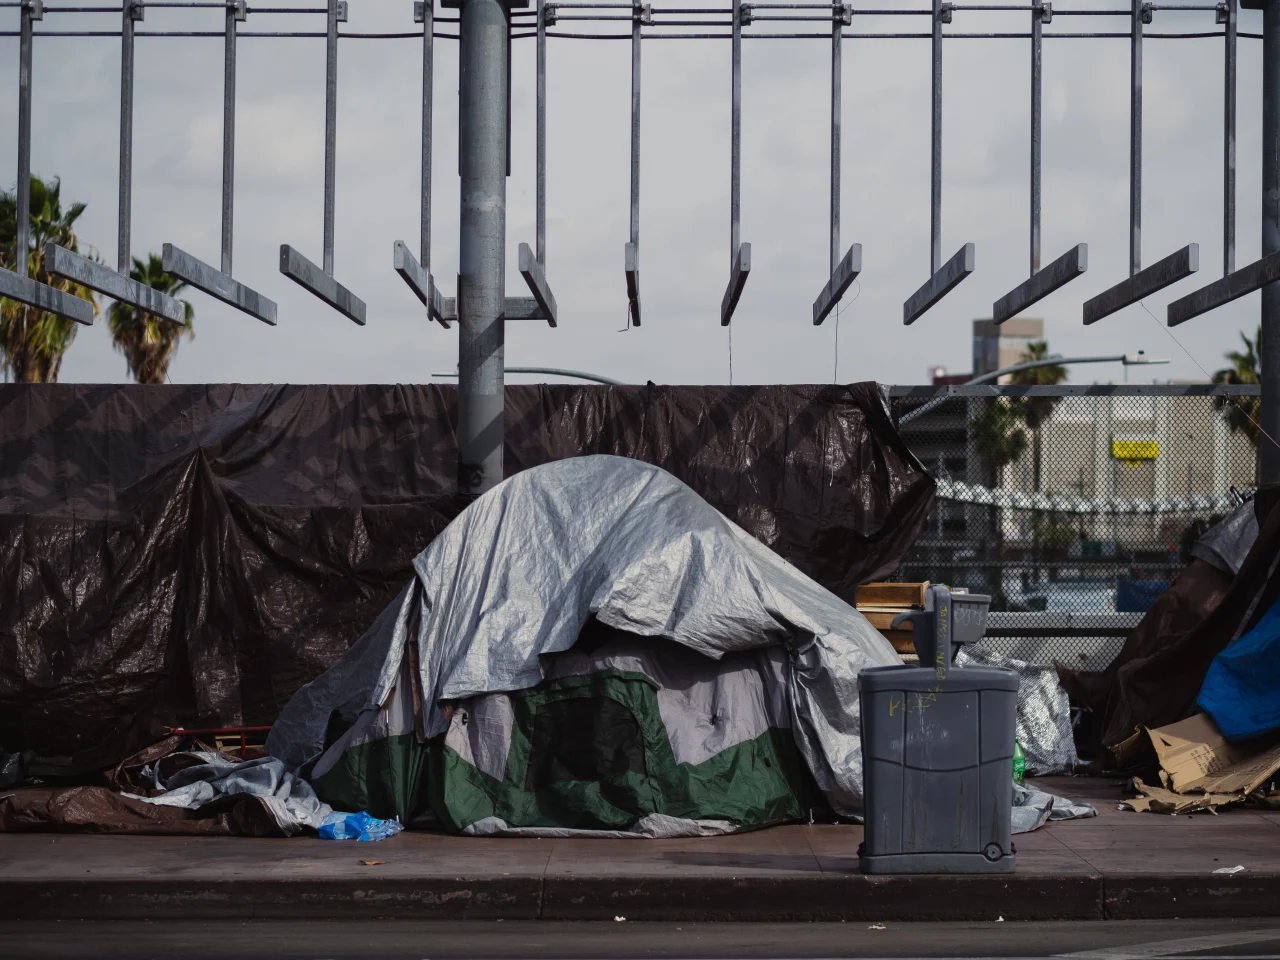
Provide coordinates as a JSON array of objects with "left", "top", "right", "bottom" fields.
[{"left": 887, "top": 385, "right": 1260, "bottom": 671}]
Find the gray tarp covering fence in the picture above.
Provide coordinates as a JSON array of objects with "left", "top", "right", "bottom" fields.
[
  {"left": 268, "top": 456, "right": 905, "bottom": 815},
  {"left": 0, "top": 383, "right": 935, "bottom": 774}
]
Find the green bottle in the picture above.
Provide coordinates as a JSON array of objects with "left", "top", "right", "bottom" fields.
[{"left": 1013, "top": 739, "right": 1026, "bottom": 785}]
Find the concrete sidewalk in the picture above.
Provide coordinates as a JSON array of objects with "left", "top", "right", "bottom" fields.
[{"left": 1, "top": 777, "right": 1277, "bottom": 922}]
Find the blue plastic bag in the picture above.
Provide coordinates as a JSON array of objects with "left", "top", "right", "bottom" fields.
[{"left": 318, "top": 810, "right": 403, "bottom": 842}]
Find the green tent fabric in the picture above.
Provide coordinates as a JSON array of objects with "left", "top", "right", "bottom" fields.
[{"left": 310, "top": 627, "right": 811, "bottom": 835}]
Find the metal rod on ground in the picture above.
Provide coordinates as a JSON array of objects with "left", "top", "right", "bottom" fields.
[
  {"left": 1130, "top": 0, "right": 1142, "bottom": 276},
  {"left": 16, "top": 0, "right": 35, "bottom": 279},
  {"left": 422, "top": 0, "right": 434, "bottom": 270},
  {"left": 1262, "top": 0, "right": 1280, "bottom": 483},
  {"left": 221, "top": 1, "right": 243, "bottom": 275},
  {"left": 831, "top": 0, "right": 841, "bottom": 275},
  {"left": 1224, "top": 0, "right": 1236, "bottom": 276},
  {"left": 1030, "top": 1, "right": 1041, "bottom": 275},
  {"left": 537, "top": 0, "right": 547, "bottom": 265},
  {"left": 456, "top": 0, "right": 509, "bottom": 496},
  {"left": 119, "top": 0, "right": 138, "bottom": 274},
  {"left": 434, "top": 366, "right": 624, "bottom": 385},
  {"left": 323, "top": 0, "right": 339, "bottom": 274},
  {"left": 931, "top": 0, "right": 943, "bottom": 273}
]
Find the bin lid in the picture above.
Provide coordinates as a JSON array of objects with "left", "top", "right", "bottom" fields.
[{"left": 858, "top": 663, "right": 1019, "bottom": 694}]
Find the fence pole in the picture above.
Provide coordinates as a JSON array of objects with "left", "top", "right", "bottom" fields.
[
  {"left": 1030, "top": 3, "right": 1041, "bottom": 276},
  {"left": 221, "top": 2, "right": 241, "bottom": 275},
  {"left": 422, "top": 0, "right": 434, "bottom": 270},
  {"left": 1129, "top": 0, "right": 1143, "bottom": 276},
  {"left": 119, "top": 0, "right": 138, "bottom": 275},
  {"left": 931, "top": 0, "right": 943, "bottom": 274},
  {"left": 1224, "top": 0, "right": 1236, "bottom": 277},
  {"left": 457, "top": 0, "right": 509, "bottom": 496},
  {"left": 15, "top": 0, "right": 35, "bottom": 279},
  {"left": 830, "top": 3, "right": 841, "bottom": 275},
  {"left": 1263, "top": 0, "right": 1280, "bottom": 483},
  {"left": 322, "top": 0, "right": 339, "bottom": 275}
]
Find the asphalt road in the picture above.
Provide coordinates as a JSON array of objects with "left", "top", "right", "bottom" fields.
[{"left": 3, "top": 919, "right": 1280, "bottom": 960}]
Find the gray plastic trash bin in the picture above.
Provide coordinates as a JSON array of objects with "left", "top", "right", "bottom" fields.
[{"left": 858, "top": 584, "right": 1018, "bottom": 874}]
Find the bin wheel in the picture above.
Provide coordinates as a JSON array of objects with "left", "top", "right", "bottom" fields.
[{"left": 983, "top": 842, "right": 1003, "bottom": 861}]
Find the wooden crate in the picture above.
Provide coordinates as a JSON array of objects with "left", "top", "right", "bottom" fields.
[{"left": 855, "top": 582, "right": 929, "bottom": 657}]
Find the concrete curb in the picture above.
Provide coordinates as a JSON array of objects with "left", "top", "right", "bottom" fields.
[{"left": 1, "top": 874, "right": 1276, "bottom": 921}]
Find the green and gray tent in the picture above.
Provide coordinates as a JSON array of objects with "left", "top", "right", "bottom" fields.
[{"left": 267, "top": 456, "right": 902, "bottom": 836}]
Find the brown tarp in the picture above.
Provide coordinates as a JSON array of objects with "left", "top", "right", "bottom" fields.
[
  {"left": 0, "top": 383, "right": 934, "bottom": 775},
  {"left": 1059, "top": 485, "right": 1280, "bottom": 756}
]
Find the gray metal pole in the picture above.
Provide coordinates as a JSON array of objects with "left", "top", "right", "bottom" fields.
[
  {"left": 457, "top": 0, "right": 509, "bottom": 496},
  {"left": 830, "top": 3, "right": 841, "bottom": 275},
  {"left": 221, "top": 2, "right": 240, "bottom": 275},
  {"left": 422, "top": 0, "right": 434, "bottom": 269},
  {"left": 1262, "top": 0, "right": 1280, "bottom": 483},
  {"left": 731, "top": 2, "right": 742, "bottom": 263},
  {"left": 1130, "top": 0, "right": 1142, "bottom": 276},
  {"left": 1224, "top": 0, "right": 1237, "bottom": 277},
  {"left": 931, "top": 0, "right": 942, "bottom": 274},
  {"left": 1030, "top": 3, "right": 1041, "bottom": 276},
  {"left": 630, "top": 1, "right": 641, "bottom": 255},
  {"left": 16, "top": 0, "right": 34, "bottom": 279},
  {"left": 323, "top": 0, "right": 339, "bottom": 275},
  {"left": 538, "top": 0, "right": 548, "bottom": 265},
  {"left": 119, "top": 0, "right": 137, "bottom": 275}
]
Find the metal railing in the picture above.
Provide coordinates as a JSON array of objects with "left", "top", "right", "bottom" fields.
[{"left": 889, "top": 383, "right": 1260, "bottom": 669}]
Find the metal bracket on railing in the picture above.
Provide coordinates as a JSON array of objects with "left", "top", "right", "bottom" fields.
[
  {"left": 232, "top": 0, "right": 246, "bottom": 20},
  {"left": 1140, "top": 2, "right": 1153, "bottom": 22},
  {"left": 25, "top": 0, "right": 44, "bottom": 19},
  {"left": 543, "top": 2, "right": 558, "bottom": 25},
  {"left": 634, "top": 2, "right": 652, "bottom": 25},
  {"left": 128, "top": 0, "right": 144, "bottom": 21},
  {"left": 739, "top": 3, "right": 753, "bottom": 26},
  {"left": 1216, "top": 1, "right": 1229, "bottom": 23},
  {"left": 1037, "top": 2, "right": 1052, "bottom": 23},
  {"left": 414, "top": 0, "right": 425, "bottom": 21},
  {"left": 336, "top": 0, "right": 348, "bottom": 21},
  {"left": 836, "top": 2, "right": 852, "bottom": 25},
  {"left": 940, "top": 3, "right": 953, "bottom": 23}
]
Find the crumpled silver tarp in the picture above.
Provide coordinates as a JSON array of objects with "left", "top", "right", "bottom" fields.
[
  {"left": 1012, "top": 781, "right": 1098, "bottom": 833},
  {"left": 268, "top": 455, "right": 901, "bottom": 814},
  {"left": 957, "top": 642, "right": 1079, "bottom": 776},
  {"left": 123, "top": 754, "right": 333, "bottom": 835}
]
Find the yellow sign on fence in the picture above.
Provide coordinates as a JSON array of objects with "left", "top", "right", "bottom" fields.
[{"left": 1112, "top": 438, "right": 1159, "bottom": 465}]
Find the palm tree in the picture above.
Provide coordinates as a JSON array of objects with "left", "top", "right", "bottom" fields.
[
  {"left": 0, "top": 176, "right": 98, "bottom": 382},
  {"left": 1009, "top": 340, "right": 1067, "bottom": 492},
  {"left": 108, "top": 254, "right": 194, "bottom": 384},
  {"left": 1211, "top": 325, "right": 1260, "bottom": 449}
]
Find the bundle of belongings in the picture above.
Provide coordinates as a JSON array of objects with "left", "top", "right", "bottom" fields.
[{"left": 1060, "top": 487, "right": 1280, "bottom": 814}]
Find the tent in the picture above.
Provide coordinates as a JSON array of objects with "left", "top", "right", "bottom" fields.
[{"left": 267, "top": 455, "right": 902, "bottom": 835}]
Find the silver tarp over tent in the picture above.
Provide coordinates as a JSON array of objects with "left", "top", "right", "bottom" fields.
[{"left": 268, "top": 455, "right": 903, "bottom": 814}]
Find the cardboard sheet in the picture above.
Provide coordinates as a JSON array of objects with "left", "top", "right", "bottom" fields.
[{"left": 1145, "top": 713, "right": 1280, "bottom": 796}]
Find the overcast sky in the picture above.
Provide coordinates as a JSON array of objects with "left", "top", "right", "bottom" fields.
[{"left": 0, "top": 0, "right": 1267, "bottom": 386}]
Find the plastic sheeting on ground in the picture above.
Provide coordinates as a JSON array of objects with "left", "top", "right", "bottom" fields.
[
  {"left": 957, "top": 643, "right": 1079, "bottom": 776},
  {"left": 0, "top": 382, "right": 933, "bottom": 776},
  {"left": 268, "top": 456, "right": 905, "bottom": 823},
  {"left": 1013, "top": 781, "right": 1098, "bottom": 833},
  {"left": 122, "top": 755, "right": 333, "bottom": 836}
]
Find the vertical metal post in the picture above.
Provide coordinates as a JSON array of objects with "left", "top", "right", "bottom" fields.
[
  {"left": 1224, "top": 0, "right": 1237, "bottom": 277},
  {"left": 15, "top": 0, "right": 35, "bottom": 279},
  {"left": 422, "top": 0, "right": 434, "bottom": 269},
  {"left": 731, "top": 2, "right": 742, "bottom": 263},
  {"left": 118, "top": 0, "right": 138, "bottom": 275},
  {"left": 1130, "top": 0, "right": 1143, "bottom": 276},
  {"left": 830, "top": 3, "right": 841, "bottom": 275},
  {"left": 537, "top": 0, "right": 548, "bottom": 265},
  {"left": 1030, "top": 4, "right": 1042, "bottom": 276},
  {"left": 630, "top": 1, "right": 641, "bottom": 258},
  {"left": 221, "top": 2, "right": 241, "bottom": 276},
  {"left": 323, "top": 0, "right": 339, "bottom": 275},
  {"left": 930, "top": 0, "right": 943, "bottom": 273},
  {"left": 457, "top": 0, "right": 509, "bottom": 496},
  {"left": 1262, "top": 0, "right": 1280, "bottom": 483}
]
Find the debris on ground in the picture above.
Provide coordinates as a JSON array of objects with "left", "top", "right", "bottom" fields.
[{"left": 1213, "top": 864, "right": 1246, "bottom": 874}]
